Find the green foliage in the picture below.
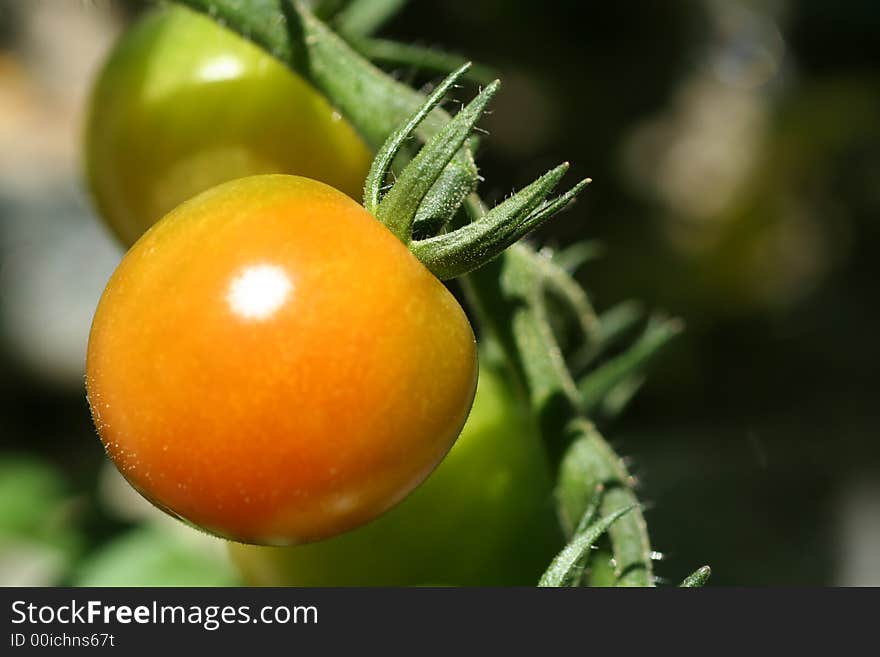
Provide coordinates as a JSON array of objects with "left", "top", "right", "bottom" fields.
[
  {"left": 74, "top": 526, "right": 238, "bottom": 587},
  {"left": 0, "top": 457, "right": 68, "bottom": 537},
  {"left": 0, "top": 454, "right": 243, "bottom": 587},
  {"left": 0, "top": 456, "right": 83, "bottom": 586}
]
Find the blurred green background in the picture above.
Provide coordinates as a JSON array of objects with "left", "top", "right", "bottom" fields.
[{"left": 0, "top": 0, "right": 878, "bottom": 585}]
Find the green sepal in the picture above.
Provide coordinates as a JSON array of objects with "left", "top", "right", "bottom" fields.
[
  {"left": 363, "top": 64, "right": 470, "bottom": 214},
  {"left": 679, "top": 565, "right": 712, "bottom": 587},
  {"left": 598, "top": 300, "right": 645, "bottom": 348},
  {"left": 571, "top": 484, "right": 605, "bottom": 536},
  {"left": 412, "top": 168, "right": 589, "bottom": 279},
  {"left": 411, "top": 155, "right": 481, "bottom": 238},
  {"left": 521, "top": 178, "right": 591, "bottom": 230},
  {"left": 568, "top": 299, "right": 642, "bottom": 375},
  {"left": 579, "top": 316, "right": 683, "bottom": 414},
  {"left": 550, "top": 241, "right": 605, "bottom": 273},
  {"left": 348, "top": 37, "right": 497, "bottom": 85},
  {"left": 559, "top": 485, "right": 604, "bottom": 586},
  {"left": 413, "top": 164, "right": 572, "bottom": 271},
  {"left": 539, "top": 250, "right": 602, "bottom": 353},
  {"left": 309, "top": 0, "right": 349, "bottom": 21},
  {"left": 538, "top": 504, "right": 636, "bottom": 587},
  {"left": 333, "top": 0, "right": 409, "bottom": 38},
  {"left": 375, "top": 80, "right": 500, "bottom": 242},
  {"left": 596, "top": 374, "right": 647, "bottom": 420}
]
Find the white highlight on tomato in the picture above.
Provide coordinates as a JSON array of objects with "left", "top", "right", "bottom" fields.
[
  {"left": 227, "top": 264, "right": 293, "bottom": 320},
  {"left": 199, "top": 55, "right": 244, "bottom": 83}
]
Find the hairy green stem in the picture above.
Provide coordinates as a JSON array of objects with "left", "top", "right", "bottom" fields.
[{"left": 464, "top": 249, "right": 654, "bottom": 586}]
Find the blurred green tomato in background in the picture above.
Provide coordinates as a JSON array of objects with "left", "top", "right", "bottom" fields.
[
  {"left": 84, "top": 5, "right": 372, "bottom": 246},
  {"left": 230, "top": 360, "right": 561, "bottom": 585}
]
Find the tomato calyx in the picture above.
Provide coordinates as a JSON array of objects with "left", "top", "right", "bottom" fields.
[{"left": 363, "top": 64, "right": 591, "bottom": 281}]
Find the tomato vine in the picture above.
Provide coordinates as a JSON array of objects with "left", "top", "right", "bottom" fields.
[{"left": 163, "top": 0, "right": 709, "bottom": 586}]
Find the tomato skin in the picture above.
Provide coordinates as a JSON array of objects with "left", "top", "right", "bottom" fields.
[
  {"left": 229, "top": 360, "right": 562, "bottom": 585},
  {"left": 86, "top": 175, "right": 477, "bottom": 545},
  {"left": 84, "top": 5, "right": 372, "bottom": 246}
]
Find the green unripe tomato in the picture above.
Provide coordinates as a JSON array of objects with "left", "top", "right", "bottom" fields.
[
  {"left": 84, "top": 5, "right": 372, "bottom": 246},
  {"left": 229, "top": 359, "right": 562, "bottom": 585}
]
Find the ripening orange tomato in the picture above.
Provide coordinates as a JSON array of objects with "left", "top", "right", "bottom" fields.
[
  {"left": 229, "top": 360, "right": 560, "bottom": 585},
  {"left": 86, "top": 175, "right": 478, "bottom": 545}
]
